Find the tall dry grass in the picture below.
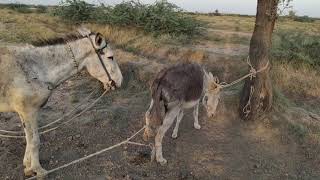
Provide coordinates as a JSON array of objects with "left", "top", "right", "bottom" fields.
[
  {"left": 272, "top": 62, "right": 320, "bottom": 97},
  {"left": 0, "top": 9, "right": 72, "bottom": 43},
  {"left": 197, "top": 14, "right": 320, "bottom": 35},
  {"left": 88, "top": 24, "right": 207, "bottom": 63}
]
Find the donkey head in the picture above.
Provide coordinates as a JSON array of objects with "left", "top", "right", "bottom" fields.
[
  {"left": 78, "top": 27, "right": 123, "bottom": 90},
  {"left": 202, "top": 72, "right": 221, "bottom": 118}
]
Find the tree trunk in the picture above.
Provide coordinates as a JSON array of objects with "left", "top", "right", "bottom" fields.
[{"left": 239, "top": 0, "right": 278, "bottom": 120}]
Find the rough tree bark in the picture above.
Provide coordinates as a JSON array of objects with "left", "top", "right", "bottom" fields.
[{"left": 239, "top": 0, "right": 279, "bottom": 120}]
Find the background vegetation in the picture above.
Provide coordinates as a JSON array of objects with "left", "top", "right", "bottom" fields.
[
  {"left": 52, "top": 0, "right": 203, "bottom": 38},
  {"left": 0, "top": 1, "right": 319, "bottom": 100},
  {"left": 272, "top": 31, "right": 320, "bottom": 67}
]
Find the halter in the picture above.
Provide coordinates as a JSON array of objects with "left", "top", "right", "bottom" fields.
[
  {"left": 86, "top": 32, "right": 116, "bottom": 88},
  {"left": 66, "top": 32, "right": 116, "bottom": 89}
]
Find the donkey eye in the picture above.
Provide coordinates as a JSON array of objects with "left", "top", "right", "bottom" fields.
[{"left": 204, "top": 96, "right": 208, "bottom": 102}]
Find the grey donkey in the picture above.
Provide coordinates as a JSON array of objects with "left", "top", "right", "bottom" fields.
[
  {"left": 143, "top": 63, "right": 221, "bottom": 165},
  {"left": 0, "top": 27, "right": 123, "bottom": 176}
]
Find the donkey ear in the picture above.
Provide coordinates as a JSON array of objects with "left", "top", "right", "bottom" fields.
[
  {"left": 95, "top": 33, "right": 106, "bottom": 48},
  {"left": 77, "top": 27, "right": 91, "bottom": 37},
  {"left": 213, "top": 76, "right": 219, "bottom": 83},
  {"left": 208, "top": 72, "right": 214, "bottom": 80}
]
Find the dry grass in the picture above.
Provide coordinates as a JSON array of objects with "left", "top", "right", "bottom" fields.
[
  {"left": 272, "top": 62, "right": 320, "bottom": 97},
  {"left": 0, "top": 8, "right": 319, "bottom": 103},
  {"left": 0, "top": 8, "right": 207, "bottom": 63},
  {"left": 197, "top": 14, "right": 320, "bottom": 35},
  {"left": 197, "top": 15, "right": 255, "bottom": 32},
  {"left": 276, "top": 18, "right": 320, "bottom": 35},
  {"left": 0, "top": 9, "right": 72, "bottom": 43},
  {"left": 88, "top": 23, "right": 208, "bottom": 63}
]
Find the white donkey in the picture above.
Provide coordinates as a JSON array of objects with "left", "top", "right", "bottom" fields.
[
  {"left": 143, "top": 63, "right": 221, "bottom": 165},
  {"left": 0, "top": 28, "right": 123, "bottom": 176}
]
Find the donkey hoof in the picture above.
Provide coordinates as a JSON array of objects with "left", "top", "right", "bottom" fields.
[
  {"left": 158, "top": 158, "right": 167, "bottom": 166},
  {"left": 24, "top": 168, "right": 36, "bottom": 177},
  {"left": 194, "top": 124, "right": 201, "bottom": 130},
  {"left": 171, "top": 133, "right": 178, "bottom": 139},
  {"left": 36, "top": 167, "right": 48, "bottom": 177},
  {"left": 23, "top": 160, "right": 31, "bottom": 168},
  {"left": 25, "top": 167, "right": 47, "bottom": 178}
]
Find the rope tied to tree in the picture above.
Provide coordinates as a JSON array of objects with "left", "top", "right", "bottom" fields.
[
  {"left": 212, "top": 56, "right": 270, "bottom": 117},
  {"left": 242, "top": 57, "right": 270, "bottom": 117}
]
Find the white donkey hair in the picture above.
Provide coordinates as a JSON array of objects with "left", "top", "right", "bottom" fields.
[
  {"left": 143, "top": 63, "right": 221, "bottom": 165},
  {"left": 0, "top": 27, "right": 123, "bottom": 177}
]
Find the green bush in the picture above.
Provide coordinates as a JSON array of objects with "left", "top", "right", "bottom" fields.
[
  {"left": 272, "top": 31, "right": 320, "bottom": 67},
  {"left": 7, "top": 3, "right": 33, "bottom": 13},
  {"left": 0, "top": 3, "right": 47, "bottom": 13},
  {"left": 35, "top": 5, "right": 47, "bottom": 13},
  {"left": 53, "top": 0, "right": 94, "bottom": 22},
  {"left": 139, "top": 1, "right": 203, "bottom": 36},
  {"left": 53, "top": 0, "right": 203, "bottom": 37},
  {"left": 293, "top": 16, "right": 315, "bottom": 23}
]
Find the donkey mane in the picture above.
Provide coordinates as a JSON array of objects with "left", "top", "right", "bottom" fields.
[{"left": 31, "top": 32, "right": 86, "bottom": 47}]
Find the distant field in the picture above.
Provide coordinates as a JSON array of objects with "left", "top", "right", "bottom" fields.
[
  {"left": 0, "top": 7, "right": 319, "bottom": 101},
  {"left": 197, "top": 14, "right": 320, "bottom": 34}
]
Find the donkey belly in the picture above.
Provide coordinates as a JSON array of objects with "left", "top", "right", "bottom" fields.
[
  {"left": 0, "top": 101, "right": 12, "bottom": 112},
  {"left": 0, "top": 94, "right": 13, "bottom": 112},
  {"left": 182, "top": 100, "right": 199, "bottom": 109}
]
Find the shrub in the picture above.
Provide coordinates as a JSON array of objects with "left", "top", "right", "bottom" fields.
[
  {"left": 272, "top": 31, "right": 320, "bottom": 67},
  {"left": 293, "top": 16, "right": 315, "bottom": 23},
  {"left": 138, "top": 1, "right": 202, "bottom": 36},
  {"left": 52, "top": 0, "right": 94, "bottom": 22},
  {"left": 208, "top": 9, "right": 221, "bottom": 16},
  {"left": 53, "top": 0, "right": 203, "bottom": 37},
  {"left": 288, "top": 10, "right": 296, "bottom": 19},
  {"left": 7, "top": 3, "right": 33, "bottom": 13},
  {"left": 35, "top": 5, "right": 47, "bottom": 13}
]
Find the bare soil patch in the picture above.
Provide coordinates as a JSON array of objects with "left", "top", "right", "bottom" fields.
[{"left": 0, "top": 49, "right": 319, "bottom": 180}]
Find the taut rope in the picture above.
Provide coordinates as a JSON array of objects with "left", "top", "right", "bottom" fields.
[
  {"left": 26, "top": 126, "right": 151, "bottom": 180},
  {"left": 0, "top": 89, "right": 107, "bottom": 138},
  {"left": 213, "top": 57, "right": 270, "bottom": 117}
]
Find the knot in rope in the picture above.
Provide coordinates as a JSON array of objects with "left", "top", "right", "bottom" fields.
[{"left": 247, "top": 56, "right": 257, "bottom": 80}]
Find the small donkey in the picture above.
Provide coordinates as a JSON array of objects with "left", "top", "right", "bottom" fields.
[{"left": 143, "top": 63, "right": 221, "bottom": 165}]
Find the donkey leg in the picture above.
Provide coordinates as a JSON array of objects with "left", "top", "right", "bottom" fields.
[
  {"left": 19, "top": 114, "right": 31, "bottom": 171},
  {"left": 145, "top": 99, "right": 154, "bottom": 126},
  {"left": 22, "top": 111, "right": 47, "bottom": 177},
  {"left": 171, "top": 110, "right": 184, "bottom": 139},
  {"left": 143, "top": 100, "right": 154, "bottom": 141},
  {"left": 193, "top": 102, "right": 201, "bottom": 129},
  {"left": 155, "top": 105, "right": 180, "bottom": 165}
]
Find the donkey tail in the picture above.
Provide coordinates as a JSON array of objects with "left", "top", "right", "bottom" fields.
[{"left": 150, "top": 68, "right": 167, "bottom": 125}]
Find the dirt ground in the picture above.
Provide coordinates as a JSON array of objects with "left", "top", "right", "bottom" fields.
[{"left": 1, "top": 37, "right": 320, "bottom": 180}]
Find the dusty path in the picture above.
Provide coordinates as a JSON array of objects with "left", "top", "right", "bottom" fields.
[
  {"left": 0, "top": 48, "right": 319, "bottom": 180},
  {"left": 207, "top": 29, "right": 252, "bottom": 38}
]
